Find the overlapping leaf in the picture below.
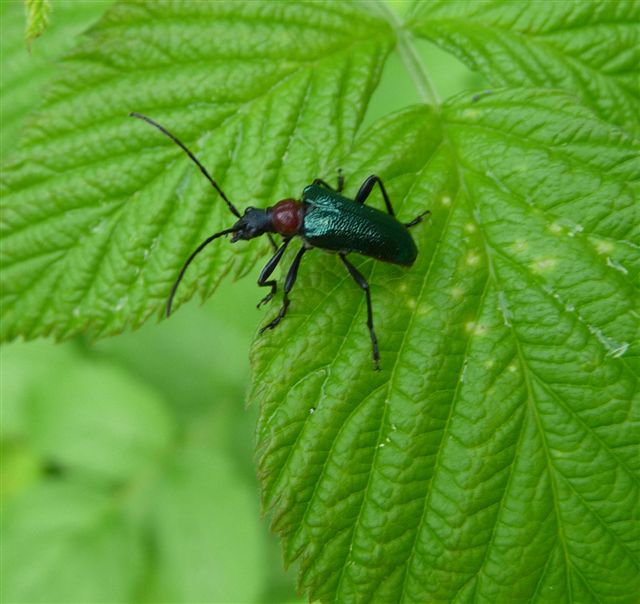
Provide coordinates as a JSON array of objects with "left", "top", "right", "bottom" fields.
[
  {"left": 406, "top": 0, "right": 640, "bottom": 136},
  {"left": 24, "top": 0, "right": 52, "bottom": 48},
  {"left": 251, "top": 90, "right": 639, "bottom": 602},
  {"left": 1, "top": 1, "right": 393, "bottom": 341},
  {"left": 0, "top": 343, "right": 170, "bottom": 603},
  {"left": 2, "top": 2, "right": 639, "bottom": 603},
  {"left": 1, "top": 316, "right": 285, "bottom": 603},
  {"left": 1, "top": 481, "right": 144, "bottom": 602}
]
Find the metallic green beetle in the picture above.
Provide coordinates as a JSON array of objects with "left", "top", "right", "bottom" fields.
[{"left": 131, "top": 113, "right": 429, "bottom": 369}]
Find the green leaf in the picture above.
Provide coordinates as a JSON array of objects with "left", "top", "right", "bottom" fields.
[
  {"left": 251, "top": 89, "right": 639, "bottom": 602},
  {"left": 147, "top": 443, "right": 267, "bottom": 603},
  {"left": 1, "top": 340, "right": 173, "bottom": 485},
  {"left": 1, "top": 481, "right": 144, "bottom": 603},
  {"left": 3, "top": 2, "right": 639, "bottom": 602},
  {"left": 0, "top": 337, "right": 299, "bottom": 603},
  {"left": 1, "top": 1, "right": 393, "bottom": 342},
  {"left": 28, "top": 359, "right": 173, "bottom": 484},
  {"left": 1, "top": 0, "right": 112, "bottom": 159},
  {"left": 406, "top": 1, "right": 640, "bottom": 136},
  {"left": 23, "top": 0, "right": 51, "bottom": 49}
]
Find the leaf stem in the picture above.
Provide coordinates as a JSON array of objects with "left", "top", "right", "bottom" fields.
[{"left": 375, "top": 1, "right": 440, "bottom": 108}]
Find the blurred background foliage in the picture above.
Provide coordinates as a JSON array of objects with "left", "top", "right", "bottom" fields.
[{"left": 0, "top": 1, "right": 482, "bottom": 602}]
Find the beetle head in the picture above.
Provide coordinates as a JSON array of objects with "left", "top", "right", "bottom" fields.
[{"left": 231, "top": 207, "right": 273, "bottom": 241}]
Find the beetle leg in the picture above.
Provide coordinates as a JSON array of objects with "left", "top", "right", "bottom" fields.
[
  {"left": 257, "top": 239, "right": 290, "bottom": 307},
  {"left": 354, "top": 175, "right": 395, "bottom": 217},
  {"left": 267, "top": 233, "right": 278, "bottom": 252},
  {"left": 312, "top": 178, "right": 335, "bottom": 191},
  {"left": 260, "top": 245, "right": 307, "bottom": 332},
  {"left": 313, "top": 169, "right": 344, "bottom": 193},
  {"left": 339, "top": 254, "right": 380, "bottom": 370},
  {"left": 404, "top": 210, "right": 431, "bottom": 228}
]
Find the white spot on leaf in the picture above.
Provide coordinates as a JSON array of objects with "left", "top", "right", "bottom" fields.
[
  {"left": 595, "top": 239, "right": 614, "bottom": 255},
  {"left": 498, "top": 291, "right": 512, "bottom": 327},
  {"left": 466, "top": 251, "right": 481, "bottom": 266},
  {"left": 91, "top": 220, "right": 106, "bottom": 234},
  {"left": 451, "top": 286, "right": 465, "bottom": 299},
  {"left": 418, "top": 304, "right": 432, "bottom": 316},
  {"left": 606, "top": 257, "right": 628, "bottom": 275},
  {"left": 511, "top": 240, "right": 528, "bottom": 253},
  {"left": 459, "top": 359, "right": 468, "bottom": 383},
  {"left": 609, "top": 343, "right": 629, "bottom": 358},
  {"left": 588, "top": 325, "right": 629, "bottom": 359},
  {"left": 474, "top": 323, "right": 487, "bottom": 336},
  {"left": 568, "top": 223, "right": 584, "bottom": 237},
  {"left": 114, "top": 296, "right": 128, "bottom": 312},
  {"left": 530, "top": 257, "right": 557, "bottom": 273}
]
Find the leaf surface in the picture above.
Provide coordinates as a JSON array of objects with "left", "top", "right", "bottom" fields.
[
  {"left": 148, "top": 443, "right": 267, "bottom": 602},
  {"left": 250, "top": 89, "right": 640, "bottom": 603},
  {"left": 3, "top": 2, "right": 639, "bottom": 602},
  {"left": 406, "top": 1, "right": 640, "bottom": 136},
  {"left": 1, "top": 0, "right": 111, "bottom": 159},
  {"left": 1, "top": 481, "right": 144, "bottom": 603},
  {"left": 0, "top": 342, "right": 164, "bottom": 604},
  {"left": 27, "top": 360, "right": 173, "bottom": 483},
  {"left": 0, "top": 333, "right": 291, "bottom": 604},
  {"left": 1, "top": 0, "right": 393, "bottom": 341}
]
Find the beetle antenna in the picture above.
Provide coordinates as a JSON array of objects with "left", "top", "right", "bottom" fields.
[
  {"left": 166, "top": 226, "right": 240, "bottom": 317},
  {"left": 130, "top": 112, "right": 242, "bottom": 219}
]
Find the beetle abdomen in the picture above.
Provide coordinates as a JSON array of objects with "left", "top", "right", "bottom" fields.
[{"left": 301, "top": 186, "right": 418, "bottom": 266}]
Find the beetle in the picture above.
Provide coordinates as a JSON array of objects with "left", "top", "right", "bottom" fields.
[{"left": 130, "top": 112, "right": 429, "bottom": 369}]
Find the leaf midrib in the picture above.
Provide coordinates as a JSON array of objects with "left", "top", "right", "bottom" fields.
[
  {"left": 259, "top": 136, "right": 447, "bottom": 543},
  {"left": 470, "top": 157, "right": 640, "bottom": 577}
]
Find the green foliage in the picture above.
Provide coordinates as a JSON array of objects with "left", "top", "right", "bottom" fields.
[
  {"left": 3, "top": 481, "right": 145, "bottom": 602},
  {"left": 253, "top": 89, "right": 639, "bottom": 601},
  {"left": 1, "top": 1, "right": 392, "bottom": 341},
  {"left": 406, "top": 0, "right": 640, "bottom": 136},
  {"left": 1, "top": 0, "right": 111, "bottom": 159},
  {"left": 1, "top": 1, "right": 639, "bottom": 603},
  {"left": 1, "top": 293, "right": 298, "bottom": 603},
  {"left": 23, "top": 0, "right": 51, "bottom": 49},
  {"left": 1, "top": 343, "right": 165, "bottom": 602}
]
